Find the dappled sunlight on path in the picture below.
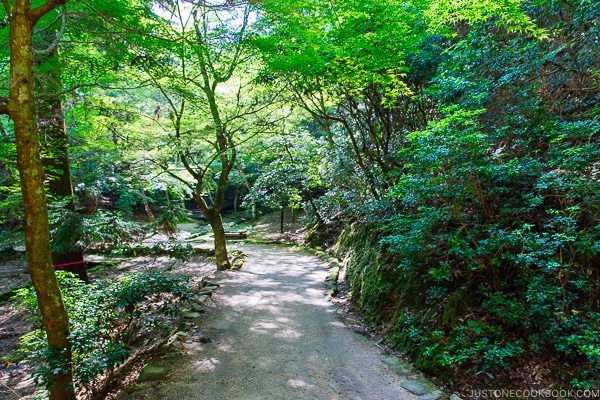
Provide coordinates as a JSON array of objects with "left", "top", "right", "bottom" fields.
[{"left": 121, "top": 244, "right": 421, "bottom": 400}]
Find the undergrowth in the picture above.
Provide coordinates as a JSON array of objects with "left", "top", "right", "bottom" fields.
[
  {"left": 326, "top": 219, "right": 600, "bottom": 392},
  {"left": 7, "top": 271, "right": 192, "bottom": 399}
]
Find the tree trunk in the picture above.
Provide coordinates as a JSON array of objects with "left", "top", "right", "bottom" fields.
[
  {"left": 205, "top": 208, "right": 231, "bottom": 271},
  {"left": 233, "top": 186, "right": 238, "bottom": 215},
  {"left": 307, "top": 196, "right": 324, "bottom": 225},
  {"left": 237, "top": 165, "right": 256, "bottom": 219},
  {"left": 141, "top": 189, "right": 154, "bottom": 221},
  {"left": 7, "top": 2, "right": 75, "bottom": 399},
  {"left": 39, "top": 83, "right": 74, "bottom": 203},
  {"left": 38, "top": 48, "right": 88, "bottom": 283}
]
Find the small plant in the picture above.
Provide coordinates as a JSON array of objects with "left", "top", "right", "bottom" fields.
[
  {"left": 49, "top": 204, "right": 146, "bottom": 255},
  {"left": 154, "top": 190, "right": 190, "bottom": 238},
  {"left": 10, "top": 271, "right": 192, "bottom": 398},
  {"left": 110, "top": 240, "right": 194, "bottom": 260}
]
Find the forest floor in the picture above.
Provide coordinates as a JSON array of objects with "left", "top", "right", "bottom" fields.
[{"left": 0, "top": 211, "right": 446, "bottom": 399}]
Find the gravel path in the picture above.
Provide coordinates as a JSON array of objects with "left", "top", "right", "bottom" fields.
[{"left": 122, "top": 244, "right": 423, "bottom": 400}]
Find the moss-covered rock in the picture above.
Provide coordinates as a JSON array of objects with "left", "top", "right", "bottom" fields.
[{"left": 137, "top": 364, "right": 170, "bottom": 383}]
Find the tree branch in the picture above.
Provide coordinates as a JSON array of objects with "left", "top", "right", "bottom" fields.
[
  {"left": 34, "top": 5, "right": 67, "bottom": 56},
  {"left": 30, "top": 0, "right": 68, "bottom": 25},
  {"left": 77, "top": 0, "right": 179, "bottom": 42},
  {"left": 149, "top": 159, "right": 195, "bottom": 193},
  {"left": 2, "top": 0, "right": 10, "bottom": 18},
  {"left": 33, "top": 7, "right": 63, "bottom": 34},
  {"left": 180, "top": 152, "right": 200, "bottom": 181},
  {"left": 218, "top": 5, "right": 249, "bottom": 83}
]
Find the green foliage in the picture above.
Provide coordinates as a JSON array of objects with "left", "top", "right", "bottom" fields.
[
  {"left": 49, "top": 204, "right": 144, "bottom": 255},
  {"left": 155, "top": 198, "right": 190, "bottom": 238},
  {"left": 0, "top": 118, "right": 22, "bottom": 230},
  {"left": 246, "top": 163, "right": 303, "bottom": 210},
  {"left": 0, "top": 188, "right": 23, "bottom": 228},
  {"left": 256, "top": 0, "right": 421, "bottom": 97},
  {"left": 110, "top": 240, "right": 194, "bottom": 260},
  {"left": 315, "top": 0, "right": 600, "bottom": 389},
  {"left": 426, "top": 0, "right": 547, "bottom": 37},
  {"left": 378, "top": 100, "right": 600, "bottom": 380},
  {"left": 11, "top": 271, "right": 192, "bottom": 392},
  {"left": 244, "top": 128, "right": 326, "bottom": 218},
  {"left": 253, "top": 0, "right": 438, "bottom": 211},
  {"left": 0, "top": 0, "right": 597, "bottom": 392}
]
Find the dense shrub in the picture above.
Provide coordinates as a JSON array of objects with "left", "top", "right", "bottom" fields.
[
  {"left": 10, "top": 271, "right": 192, "bottom": 398},
  {"left": 318, "top": 0, "right": 600, "bottom": 390},
  {"left": 375, "top": 106, "right": 600, "bottom": 387}
]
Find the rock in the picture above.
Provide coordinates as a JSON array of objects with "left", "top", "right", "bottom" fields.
[
  {"left": 195, "top": 295, "right": 209, "bottom": 303},
  {"left": 325, "top": 266, "right": 339, "bottom": 297},
  {"left": 182, "top": 311, "right": 203, "bottom": 319},
  {"left": 167, "top": 331, "right": 186, "bottom": 343},
  {"left": 199, "top": 335, "right": 212, "bottom": 343},
  {"left": 137, "top": 364, "right": 169, "bottom": 383},
  {"left": 198, "top": 285, "right": 219, "bottom": 295},
  {"left": 231, "top": 259, "right": 245, "bottom": 270},
  {"left": 190, "top": 302, "right": 205, "bottom": 312},
  {"left": 162, "top": 340, "right": 184, "bottom": 353},
  {"left": 162, "top": 332, "right": 187, "bottom": 353},
  {"left": 381, "top": 356, "right": 414, "bottom": 377},
  {"left": 401, "top": 379, "right": 432, "bottom": 396},
  {"left": 420, "top": 390, "right": 443, "bottom": 400},
  {"left": 450, "top": 395, "right": 464, "bottom": 400}
]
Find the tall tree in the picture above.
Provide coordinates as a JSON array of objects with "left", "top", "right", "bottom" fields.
[
  {"left": 0, "top": 1, "right": 75, "bottom": 399},
  {"left": 253, "top": 0, "right": 429, "bottom": 203},
  {"left": 135, "top": 1, "right": 283, "bottom": 270},
  {"left": 254, "top": 0, "right": 544, "bottom": 212},
  {"left": 37, "top": 16, "right": 89, "bottom": 282}
]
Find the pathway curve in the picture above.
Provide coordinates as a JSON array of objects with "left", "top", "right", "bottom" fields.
[{"left": 123, "top": 244, "right": 426, "bottom": 400}]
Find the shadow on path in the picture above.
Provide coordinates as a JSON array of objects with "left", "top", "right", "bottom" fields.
[{"left": 120, "top": 244, "right": 423, "bottom": 400}]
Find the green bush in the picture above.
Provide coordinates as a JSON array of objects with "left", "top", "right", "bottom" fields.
[
  {"left": 110, "top": 240, "right": 194, "bottom": 260},
  {"left": 11, "top": 271, "right": 192, "bottom": 395},
  {"left": 339, "top": 96, "right": 600, "bottom": 387},
  {"left": 49, "top": 205, "right": 145, "bottom": 255},
  {"left": 155, "top": 200, "right": 190, "bottom": 237},
  {"left": 377, "top": 108, "right": 600, "bottom": 382}
]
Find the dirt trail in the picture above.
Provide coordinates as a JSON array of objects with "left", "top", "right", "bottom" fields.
[{"left": 121, "top": 243, "right": 425, "bottom": 400}]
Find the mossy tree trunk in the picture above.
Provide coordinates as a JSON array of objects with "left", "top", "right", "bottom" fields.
[
  {"left": 191, "top": 145, "right": 234, "bottom": 270},
  {"left": 38, "top": 47, "right": 89, "bottom": 283},
  {"left": 205, "top": 207, "right": 231, "bottom": 271},
  {"left": 1, "top": 1, "right": 75, "bottom": 399},
  {"left": 38, "top": 60, "right": 74, "bottom": 205}
]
